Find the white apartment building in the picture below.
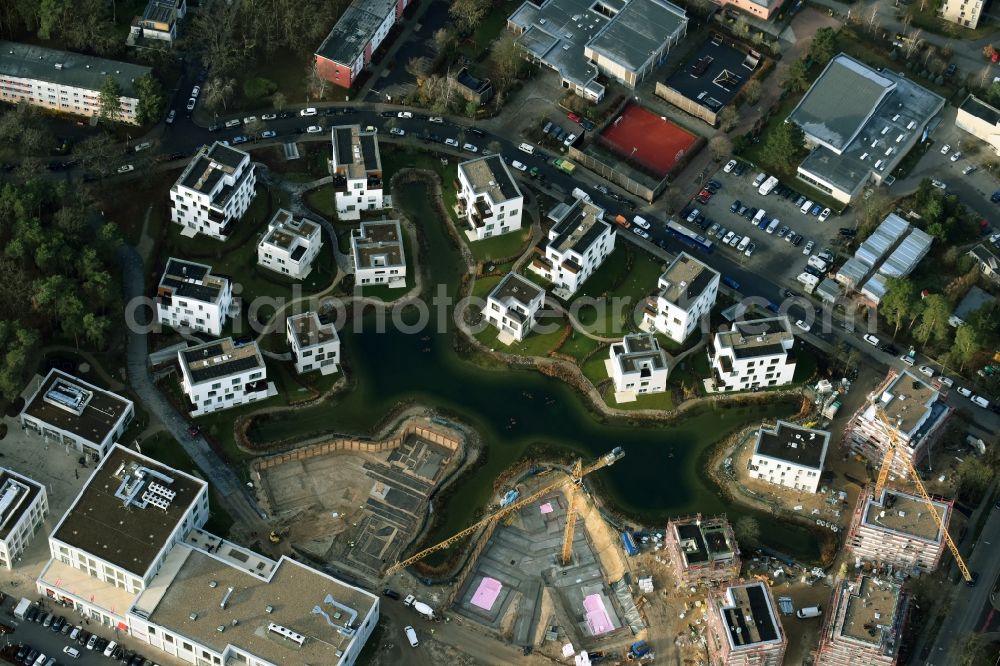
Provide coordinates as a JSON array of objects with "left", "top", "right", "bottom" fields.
[
  {"left": 155, "top": 258, "right": 233, "bottom": 336},
  {"left": 643, "top": 252, "right": 719, "bottom": 343},
  {"left": 846, "top": 488, "right": 952, "bottom": 573},
  {"left": 709, "top": 317, "right": 797, "bottom": 392},
  {"left": 170, "top": 142, "right": 257, "bottom": 240},
  {"left": 20, "top": 369, "right": 135, "bottom": 462},
  {"left": 0, "top": 469, "right": 48, "bottom": 570},
  {"left": 37, "top": 445, "right": 379, "bottom": 666},
  {"left": 941, "top": 0, "right": 984, "bottom": 28},
  {"left": 330, "top": 125, "right": 388, "bottom": 221},
  {"left": 286, "top": 311, "right": 340, "bottom": 375},
  {"left": 484, "top": 272, "right": 546, "bottom": 342},
  {"left": 351, "top": 220, "right": 407, "bottom": 288},
  {"left": 177, "top": 338, "right": 271, "bottom": 417},
  {"left": 748, "top": 421, "right": 830, "bottom": 494},
  {"left": 0, "top": 40, "right": 151, "bottom": 124},
  {"left": 457, "top": 155, "right": 524, "bottom": 241},
  {"left": 257, "top": 209, "right": 324, "bottom": 279},
  {"left": 529, "top": 198, "right": 615, "bottom": 296},
  {"left": 129, "top": 0, "right": 187, "bottom": 43},
  {"left": 607, "top": 333, "right": 669, "bottom": 396}
]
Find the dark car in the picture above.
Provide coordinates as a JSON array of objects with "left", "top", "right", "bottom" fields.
[
  {"left": 168, "top": 151, "right": 186, "bottom": 161},
  {"left": 77, "top": 629, "right": 91, "bottom": 646},
  {"left": 707, "top": 179, "right": 722, "bottom": 191},
  {"left": 95, "top": 637, "right": 109, "bottom": 652},
  {"left": 382, "top": 588, "right": 401, "bottom": 600},
  {"left": 207, "top": 123, "right": 220, "bottom": 132},
  {"left": 467, "top": 127, "right": 485, "bottom": 137},
  {"left": 580, "top": 118, "right": 595, "bottom": 132},
  {"left": 379, "top": 111, "right": 395, "bottom": 117},
  {"left": 25, "top": 606, "right": 39, "bottom": 622},
  {"left": 730, "top": 199, "right": 742, "bottom": 213},
  {"left": 323, "top": 107, "right": 338, "bottom": 116},
  {"left": 839, "top": 227, "right": 857, "bottom": 237},
  {"left": 721, "top": 276, "right": 740, "bottom": 290},
  {"left": 24, "top": 649, "right": 39, "bottom": 665},
  {"left": 51, "top": 615, "right": 65, "bottom": 632},
  {"left": 15, "top": 645, "right": 28, "bottom": 663},
  {"left": 129, "top": 654, "right": 145, "bottom": 666},
  {"left": 880, "top": 344, "right": 899, "bottom": 355},
  {"left": 792, "top": 234, "right": 803, "bottom": 246},
  {"left": 743, "top": 207, "right": 757, "bottom": 220},
  {"left": 991, "top": 189, "right": 1000, "bottom": 203},
  {"left": 804, "top": 265, "right": 823, "bottom": 278},
  {"left": 945, "top": 63, "right": 957, "bottom": 77}
]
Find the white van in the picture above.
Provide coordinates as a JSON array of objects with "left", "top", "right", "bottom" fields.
[
  {"left": 632, "top": 216, "right": 650, "bottom": 230},
  {"left": 518, "top": 142, "right": 535, "bottom": 155},
  {"left": 807, "top": 256, "right": 829, "bottom": 272},
  {"left": 766, "top": 219, "right": 779, "bottom": 234},
  {"left": 737, "top": 236, "right": 751, "bottom": 252},
  {"left": 800, "top": 199, "right": 813, "bottom": 214},
  {"left": 404, "top": 625, "right": 419, "bottom": 647},
  {"left": 758, "top": 175, "right": 779, "bottom": 196},
  {"left": 752, "top": 209, "right": 766, "bottom": 225},
  {"left": 62, "top": 647, "right": 80, "bottom": 659},
  {"left": 796, "top": 606, "right": 822, "bottom": 619}
]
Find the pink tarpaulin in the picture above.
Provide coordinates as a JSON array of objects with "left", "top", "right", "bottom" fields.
[
  {"left": 539, "top": 502, "right": 554, "bottom": 514},
  {"left": 470, "top": 577, "right": 503, "bottom": 611},
  {"left": 583, "top": 594, "right": 614, "bottom": 636}
]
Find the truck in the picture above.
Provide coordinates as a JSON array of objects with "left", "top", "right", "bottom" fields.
[
  {"left": 807, "top": 256, "right": 830, "bottom": 273},
  {"left": 554, "top": 158, "right": 576, "bottom": 174},
  {"left": 13, "top": 598, "right": 31, "bottom": 621},
  {"left": 797, "top": 272, "right": 820, "bottom": 294},
  {"left": 758, "top": 175, "right": 779, "bottom": 196},
  {"left": 403, "top": 595, "right": 435, "bottom": 620},
  {"left": 614, "top": 214, "right": 631, "bottom": 230},
  {"left": 571, "top": 187, "right": 591, "bottom": 202}
]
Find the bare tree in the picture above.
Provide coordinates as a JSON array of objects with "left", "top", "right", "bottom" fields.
[
  {"left": 272, "top": 91, "right": 287, "bottom": 112},
  {"left": 305, "top": 64, "right": 329, "bottom": 101},
  {"left": 203, "top": 77, "right": 235, "bottom": 112},
  {"left": 406, "top": 57, "right": 432, "bottom": 82},
  {"left": 433, "top": 28, "right": 455, "bottom": 54},
  {"left": 904, "top": 30, "right": 922, "bottom": 60},
  {"left": 449, "top": 0, "right": 490, "bottom": 35},
  {"left": 718, "top": 106, "right": 739, "bottom": 133},
  {"left": 708, "top": 135, "right": 733, "bottom": 162},
  {"left": 743, "top": 79, "right": 762, "bottom": 105}
]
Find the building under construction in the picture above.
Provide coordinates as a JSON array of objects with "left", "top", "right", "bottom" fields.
[
  {"left": 846, "top": 488, "right": 952, "bottom": 573},
  {"left": 664, "top": 514, "right": 740, "bottom": 586},
  {"left": 705, "top": 580, "right": 786, "bottom": 666},
  {"left": 843, "top": 371, "right": 951, "bottom": 477},
  {"left": 816, "top": 575, "right": 909, "bottom": 666}
]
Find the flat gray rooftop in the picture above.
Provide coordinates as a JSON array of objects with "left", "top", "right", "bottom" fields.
[
  {"left": 489, "top": 272, "right": 544, "bottom": 309},
  {"left": 459, "top": 155, "right": 521, "bottom": 203},
  {"left": 754, "top": 421, "right": 829, "bottom": 469},
  {"left": 315, "top": 0, "right": 396, "bottom": 67},
  {"left": 0, "top": 40, "right": 151, "bottom": 97}
]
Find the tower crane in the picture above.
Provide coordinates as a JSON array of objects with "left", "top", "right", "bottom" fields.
[
  {"left": 385, "top": 447, "right": 624, "bottom": 577},
  {"left": 869, "top": 406, "right": 972, "bottom": 583}
]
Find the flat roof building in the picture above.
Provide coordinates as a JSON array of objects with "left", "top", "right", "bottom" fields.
[
  {"left": 956, "top": 94, "right": 1000, "bottom": 155},
  {"left": 170, "top": 142, "right": 257, "bottom": 240},
  {"left": 155, "top": 258, "right": 234, "bottom": 337},
  {"left": 20, "top": 369, "right": 135, "bottom": 462},
  {"left": 457, "top": 155, "right": 524, "bottom": 242},
  {"left": 286, "top": 311, "right": 340, "bottom": 376},
  {"left": 529, "top": 197, "right": 615, "bottom": 297},
  {"left": 314, "top": 0, "right": 412, "bottom": 89},
  {"left": 178, "top": 338, "right": 271, "bottom": 417},
  {"left": 710, "top": 317, "right": 797, "bottom": 393},
  {"left": 607, "top": 333, "right": 669, "bottom": 399},
  {"left": 817, "top": 575, "right": 908, "bottom": 666},
  {"left": 0, "top": 468, "right": 48, "bottom": 570},
  {"left": 130, "top": 0, "right": 187, "bottom": 43},
  {"left": 330, "top": 124, "right": 389, "bottom": 221},
  {"left": 484, "top": 272, "right": 546, "bottom": 343},
  {"left": 749, "top": 421, "right": 829, "bottom": 494},
  {"left": 846, "top": 488, "right": 952, "bottom": 573},
  {"left": 706, "top": 581, "right": 786, "bottom": 666},
  {"left": 0, "top": 40, "right": 151, "bottom": 124},
  {"left": 643, "top": 252, "right": 719, "bottom": 344},
  {"left": 664, "top": 515, "right": 740, "bottom": 585},
  {"left": 257, "top": 209, "right": 324, "bottom": 280},
  {"left": 351, "top": 220, "right": 407, "bottom": 289},
  {"left": 789, "top": 54, "right": 945, "bottom": 204},
  {"left": 507, "top": 0, "right": 688, "bottom": 101}
]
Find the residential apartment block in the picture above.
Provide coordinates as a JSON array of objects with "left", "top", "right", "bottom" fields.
[
  {"left": 129, "top": 0, "right": 187, "bottom": 43},
  {"left": 643, "top": 252, "right": 719, "bottom": 343},
  {"left": 706, "top": 581, "right": 786, "bottom": 666},
  {"left": 969, "top": 242, "right": 1000, "bottom": 283},
  {"left": 257, "top": 209, "right": 324, "bottom": 279},
  {"left": 37, "top": 445, "right": 379, "bottom": 666},
  {"left": 484, "top": 272, "right": 546, "bottom": 343},
  {"left": 817, "top": 575, "right": 908, "bottom": 666},
  {"left": 155, "top": 258, "right": 233, "bottom": 336},
  {"left": 607, "top": 334, "right": 669, "bottom": 396},
  {"left": 709, "top": 316, "right": 796, "bottom": 392},
  {"left": 0, "top": 469, "right": 48, "bottom": 570},
  {"left": 170, "top": 142, "right": 257, "bottom": 240},
  {"left": 0, "top": 40, "right": 151, "bottom": 124},
  {"left": 177, "top": 338, "right": 270, "bottom": 417},
  {"left": 529, "top": 197, "right": 615, "bottom": 296},
  {"left": 286, "top": 311, "right": 340, "bottom": 375},
  {"left": 20, "top": 369, "right": 134, "bottom": 462},
  {"left": 456, "top": 155, "right": 524, "bottom": 241},
  {"left": 664, "top": 515, "right": 740, "bottom": 586},
  {"left": 940, "top": 0, "right": 984, "bottom": 28},
  {"left": 748, "top": 421, "right": 829, "bottom": 494},
  {"left": 507, "top": 0, "right": 687, "bottom": 101},
  {"left": 846, "top": 488, "right": 952, "bottom": 573},
  {"left": 714, "top": 0, "right": 785, "bottom": 20},
  {"left": 314, "top": 0, "right": 412, "bottom": 89},
  {"left": 955, "top": 94, "right": 1000, "bottom": 155},
  {"left": 330, "top": 125, "right": 388, "bottom": 221},
  {"left": 844, "top": 371, "right": 952, "bottom": 478},
  {"left": 351, "top": 220, "right": 407, "bottom": 288}
]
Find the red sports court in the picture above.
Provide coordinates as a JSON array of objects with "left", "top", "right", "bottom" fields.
[{"left": 599, "top": 104, "right": 698, "bottom": 177}]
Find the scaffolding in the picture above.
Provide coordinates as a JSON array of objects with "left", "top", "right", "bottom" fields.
[{"left": 665, "top": 513, "right": 741, "bottom": 587}]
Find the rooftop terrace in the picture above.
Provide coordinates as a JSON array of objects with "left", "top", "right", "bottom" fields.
[
  {"left": 838, "top": 576, "right": 905, "bottom": 650},
  {"left": 862, "top": 488, "right": 948, "bottom": 543},
  {"left": 180, "top": 338, "right": 264, "bottom": 385},
  {"left": 656, "top": 252, "right": 718, "bottom": 307},
  {"left": 22, "top": 369, "right": 133, "bottom": 447},
  {"left": 287, "top": 312, "right": 338, "bottom": 349},
  {"left": 754, "top": 421, "right": 829, "bottom": 469}
]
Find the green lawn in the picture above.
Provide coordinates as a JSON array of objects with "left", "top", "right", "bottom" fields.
[
  {"left": 603, "top": 385, "right": 676, "bottom": 412},
  {"left": 468, "top": 228, "right": 533, "bottom": 263},
  {"left": 305, "top": 186, "right": 338, "bottom": 220},
  {"left": 459, "top": 0, "right": 524, "bottom": 58},
  {"left": 582, "top": 355, "right": 610, "bottom": 385},
  {"left": 557, "top": 333, "right": 604, "bottom": 363},
  {"left": 573, "top": 245, "right": 665, "bottom": 335},
  {"left": 474, "top": 316, "right": 567, "bottom": 356},
  {"left": 472, "top": 275, "right": 503, "bottom": 299}
]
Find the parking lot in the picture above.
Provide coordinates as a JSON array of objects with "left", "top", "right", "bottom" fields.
[{"left": 681, "top": 162, "right": 849, "bottom": 287}]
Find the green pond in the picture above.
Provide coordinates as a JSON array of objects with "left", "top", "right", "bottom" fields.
[{"left": 253, "top": 176, "right": 819, "bottom": 560}]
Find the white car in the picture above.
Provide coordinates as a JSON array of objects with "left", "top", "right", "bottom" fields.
[
  {"left": 863, "top": 334, "right": 879, "bottom": 346},
  {"left": 970, "top": 395, "right": 991, "bottom": 408},
  {"left": 224, "top": 119, "right": 241, "bottom": 128},
  {"left": 563, "top": 133, "right": 578, "bottom": 147},
  {"left": 165, "top": 109, "right": 176, "bottom": 124},
  {"left": 744, "top": 242, "right": 755, "bottom": 257},
  {"left": 722, "top": 231, "right": 735, "bottom": 245},
  {"left": 686, "top": 208, "right": 700, "bottom": 223},
  {"left": 956, "top": 386, "right": 973, "bottom": 397},
  {"left": 261, "top": 113, "right": 277, "bottom": 120},
  {"left": 723, "top": 159, "right": 737, "bottom": 173},
  {"left": 935, "top": 376, "right": 954, "bottom": 388},
  {"left": 632, "top": 227, "right": 650, "bottom": 240},
  {"left": 511, "top": 160, "right": 527, "bottom": 172},
  {"left": 305, "top": 125, "right": 323, "bottom": 133},
  {"left": 429, "top": 116, "right": 444, "bottom": 123},
  {"left": 900, "top": 354, "right": 915, "bottom": 366},
  {"left": 931, "top": 179, "right": 947, "bottom": 190},
  {"left": 802, "top": 240, "right": 814, "bottom": 256},
  {"left": 795, "top": 320, "right": 811, "bottom": 333},
  {"left": 299, "top": 107, "right": 317, "bottom": 116},
  {"left": 389, "top": 127, "right": 405, "bottom": 136},
  {"left": 445, "top": 138, "right": 459, "bottom": 147},
  {"left": 940, "top": 144, "right": 950, "bottom": 155},
  {"left": 397, "top": 111, "right": 413, "bottom": 118},
  {"left": 462, "top": 143, "right": 478, "bottom": 153},
  {"left": 133, "top": 142, "right": 151, "bottom": 152},
  {"left": 116, "top": 164, "right": 134, "bottom": 174},
  {"left": 261, "top": 130, "right": 277, "bottom": 138},
  {"left": 243, "top": 116, "right": 257, "bottom": 125},
  {"left": 191, "top": 85, "right": 200, "bottom": 98},
  {"left": 818, "top": 208, "right": 831, "bottom": 222},
  {"left": 950, "top": 151, "right": 962, "bottom": 162},
  {"left": 186, "top": 97, "right": 196, "bottom": 111},
  {"left": 917, "top": 365, "right": 935, "bottom": 377}
]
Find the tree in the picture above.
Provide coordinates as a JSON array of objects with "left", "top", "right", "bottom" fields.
[
  {"left": 305, "top": 65, "right": 329, "bottom": 101},
  {"left": 74, "top": 133, "right": 119, "bottom": 182},
  {"left": 809, "top": 27, "right": 837, "bottom": 64},
  {"left": 98, "top": 76, "right": 123, "bottom": 124},
  {"left": 81, "top": 312, "right": 110, "bottom": 349},
  {"left": 271, "top": 91, "right": 287, "bottom": 112},
  {"left": 761, "top": 121, "right": 805, "bottom": 166},
  {"left": 203, "top": 77, "right": 235, "bottom": 112},
  {"left": 734, "top": 16, "right": 750, "bottom": 36},
  {"left": 449, "top": 0, "right": 490, "bottom": 34},
  {"left": 951, "top": 324, "right": 981, "bottom": 371},
  {"left": 134, "top": 73, "right": 166, "bottom": 125},
  {"left": 784, "top": 58, "right": 811, "bottom": 92},
  {"left": 914, "top": 294, "right": 951, "bottom": 346},
  {"left": 881, "top": 277, "right": 917, "bottom": 336},
  {"left": 743, "top": 79, "right": 762, "bottom": 105},
  {"left": 0, "top": 322, "right": 39, "bottom": 401},
  {"left": 433, "top": 27, "right": 455, "bottom": 54},
  {"left": 708, "top": 135, "right": 733, "bottom": 162},
  {"left": 245, "top": 118, "right": 266, "bottom": 139},
  {"left": 734, "top": 516, "right": 760, "bottom": 547},
  {"left": 491, "top": 35, "right": 525, "bottom": 103},
  {"left": 406, "top": 57, "right": 432, "bottom": 83},
  {"left": 464, "top": 100, "right": 479, "bottom": 118},
  {"left": 187, "top": 0, "right": 247, "bottom": 78},
  {"left": 718, "top": 106, "right": 739, "bottom": 132}
]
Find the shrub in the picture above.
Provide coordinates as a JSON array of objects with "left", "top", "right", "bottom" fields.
[{"left": 243, "top": 77, "right": 277, "bottom": 100}]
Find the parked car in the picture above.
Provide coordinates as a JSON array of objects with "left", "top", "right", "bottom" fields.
[
  {"left": 730, "top": 199, "right": 741, "bottom": 213},
  {"left": 931, "top": 179, "right": 947, "bottom": 189},
  {"left": 744, "top": 242, "right": 755, "bottom": 257},
  {"left": 165, "top": 109, "right": 176, "bottom": 124},
  {"left": 116, "top": 164, "right": 134, "bottom": 174},
  {"left": 261, "top": 130, "right": 277, "bottom": 139},
  {"left": 389, "top": 127, "right": 405, "bottom": 136},
  {"left": 299, "top": 107, "right": 317, "bottom": 116},
  {"left": 724, "top": 159, "right": 737, "bottom": 173},
  {"left": 261, "top": 113, "right": 277, "bottom": 120},
  {"left": 462, "top": 143, "right": 479, "bottom": 153},
  {"left": 429, "top": 116, "right": 444, "bottom": 123},
  {"left": 224, "top": 118, "right": 241, "bottom": 128},
  {"left": 567, "top": 112, "right": 581, "bottom": 123},
  {"left": 917, "top": 365, "right": 935, "bottom": 377},
  {"left": 686, "top": 208, "right": 700, "bottom": 223},
  {"left": 863, "top": 334, "right": 880, "bottom": 346},
  {"left": 231, "top": 135, "right": 248, "bottom": 144},
  {"left": 511, "top": 160, "right": 527, "bottom": 172},
  {"left": 818, "top": 208, "right": 831, "bottom": 222},
  {"left": 305, "top": 125, "right": 323, "bottom": 133},
  {"left": 795, "top": 320, "right": 811, "bottom": 333},
  {"left": 940, "top": 144, "right": 950, "bottom": 155},
  {"left": 397, "top": 111, "right": 413, "bottom": 118},
  {"left": 945, "top": 63, "right": 957, "bottom": 77},
  {"left": 802, "top": 240, "right": 814, "bottom": 255},
  {"left": 186, "top": 98, "right": 196, "bottom": 111},
  {"left": 632, "top": 227, "right": 650, "bottom": 240},
  {"left": 722, "top": 231, "right": 735, "bottom": 245},
  {"left": 935, "top": 376, "right": 954, "bottom": 388},
  {"left": 950, "top": 151, "right": 962, "bottom": 162},
  {"left": 708, "top": 223, "right": 720, "bottom": 236}
]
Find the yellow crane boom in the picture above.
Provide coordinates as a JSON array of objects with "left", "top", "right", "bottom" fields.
[
  {"left": 385, "top": 447, "right": 624, "bottom": 577},
  {"left": 870, "top": 407, "right": 972, "bottom": 583},
  {"left": 560, "top": 460, "right": 584, "bottom": 565}
]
